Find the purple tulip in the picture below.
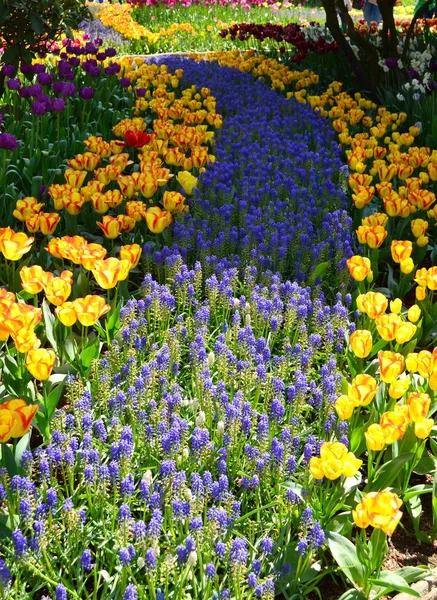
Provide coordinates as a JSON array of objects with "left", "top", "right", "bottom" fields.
[
  {"left": 28, "top": 84, "right": 42, "bottom": 97},
  {"left": 105, "top": 47, "right": 117, "bottom": 57},
  {"left": 51, "top": 97, "right": 65, "bottom": 112},
  {"left": 6, "top": 78, "right": 21, "bottom": 90},
  {"left": 0, "top": 132, "right": 18, "bottom": 150},
  {"left": 120, "top": 77, "right": 131, "bottom": 88},
  {"left": 2, "top": 64, "right": 16, "bottom": 77},
  {"left": 31, "top": 101, "right": 47, "bottom": 116},
  {"left": 33, "top": 64, "right": 45, "bottom": 74},
  {"left": 61, "top": 83, "right": 76, "bottom": 97},
  {"left": 20, "top": 63, "right": 34, "bottom": 76},
  {"left": 53, "top": 81, "right": 65, "bottom": 94},
  {"left": 19, "top": 87, "right": 31, "bottom": 98},
  {"left": 37, "top": 72, "right": 54, "bottom": 86},
  {"left": 79, "top": 86, "right": 94, "bottom": 100}
]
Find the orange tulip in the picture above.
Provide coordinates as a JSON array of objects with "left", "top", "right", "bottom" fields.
[
  {"left": 44, "top": 277, "right": 72, "bottom": 306},
  {"left": 97, "top": 216, "right": 123, "bottom": 240},
  {"left": 67, "top": 152, "right": 101, "bottom": 171},
  {"left": 378, "top": 350, "right": 405, "bottom": 383},
  {"left": 64, "top": 168, "right": 87, "bottom": 189},
  {"left": 353, "top": 490, "right": 402, "bottom": 536},
  {"left": 72, "top": 295, "right": 111, "bottom": 327},
  {"left": 391, "top": 240, "right": 413, "bottom": 264},
  {"left": 162, "top": 191, "right": 189, "bottom": 214},
  {"left": 39, "top": 212, "right": 61, "bottom": 236},
  {"left": 358, "top": 291, "right": 388, "bottom": 319},
  {"left": 26, "top": 348, "right": 56, "bottom": 380},
  {"left": 380, "top": 409, "right": 409, "bottom": 443},
  {"left": 349, "top": 373, "right": 378, "bottom": 406},
  {"left": 406, "top": 392, "right": 431, "bottom": 422},
  {"left": 13, "top": 197, "right": 43, "bottom": 222},
  {"left": 92, "top": 258, "right": 130, "bottom": 290},
  {"left": 20, "top": 265, "right": 46, "bottom": 295},
  {"left": 356, "top": 225, "right": 387, "bottom": 248},
  {"left": 375, "top": 313, "right": 400, "bottom": 341}
]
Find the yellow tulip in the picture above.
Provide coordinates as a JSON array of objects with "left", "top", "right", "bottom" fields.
[{"left": 26, "top": 348, "right": 56, "bottom": 381}]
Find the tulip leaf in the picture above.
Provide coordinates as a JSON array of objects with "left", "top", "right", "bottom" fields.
[
  {"left": 80, "top": 339, "right": 102, "bottom": 371},
  {"left": 369, "top": 571, "right": 420, "bottom": 598},
  {"left": 42, "top": 299, "right": 58, "bottom": 354},
  {"left": 44, "top": 380, "right": 66, "bottom": 421},
  {"left": 366, "top": 452, "right": 413, "bottom": 491},
  {"left": 14, "top": 431, "right": 31, "bottom": 470},
  {"left": 325, "top": 531, "right": 365, "bottom": 588},
  {"left": 402, "top": 484, "right": 433, "bottom": 502},
  {"left": 413, "top": 455, "right": 437, "bottom": 475},
  {"left": 0, "top": 443, "right": 18, "bottom": 477},
  {"left": 338, "top": 590, "right": 367, "bottom": 600}
]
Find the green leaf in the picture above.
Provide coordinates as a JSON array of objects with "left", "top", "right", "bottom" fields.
[
  {"left": 0, "top": 443, "right": 18, "bottom": 476},
  {"left": 403, "top": 484, "right": 433, "bottom": 502},
  {"left": 394, "top": 566, "right": 430, "bottom": 583},
  {"left": 80, "top": 338, "right": 101, "bottom": 370},
  {"left": 14, "top": 431, "right": 31, "bottom": 469},
  {"left": 325, "top": 531, "right": 365, "bottom": 588},
  {"left": 413, "top": 455, "right": 436, "bottom": 475},
  {"left": 42, "top": 299, "right": 58, "bottom": 353},
  {"left": 30, "top": 11, "right": 44, "bottom": 34},
  {"left": 44, "top": 380, "right": 66, "bottom": 421},
  {"left": 367, "top": 453, "right": 413, "bottom": 491},
  {"left": 369, "top": 571, "right": 420, "bottom": 597}
]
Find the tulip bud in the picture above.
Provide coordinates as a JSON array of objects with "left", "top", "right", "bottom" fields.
[
  {"left": 407, "top": 304, "right": 421, "bottom": 323},
  {"left": 388, "top": 377, "right": 410, "bottom": 399},
  {"left": 417, "top": 235, "right": 429, "bottom": 248},
  {"left": 349, "top": 330, "right": 372, "bottom": 358},
  {"left": 415, "top": 418, "right": 434, "bottom": 439},
  {"left": 365, "top": 423, "right": 386, "bottom": 451},
  {"left": 390, "top": 298, "right": 402, "bottom": 314},
  {"left": 335, "top": 395, "right": 355, "bottom": 420},
  {"left": 400, "top": 258, "right": 414, "bottom": 275},
  {"left": 416, "top": 286, "right": 426, "bottom": 301}
]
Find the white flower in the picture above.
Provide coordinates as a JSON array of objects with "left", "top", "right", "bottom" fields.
[
  {"left": 396, "top": 93, "right": 405, "bottom": 101},
  {"left": 404, "top": 82, "right": 411, "bottom": 90},
  {"left": 413, "top": 92, "right": 421, "bottom": 101},
  {"left": 397, "top": 60, "right": 404, "bottom": 69}
]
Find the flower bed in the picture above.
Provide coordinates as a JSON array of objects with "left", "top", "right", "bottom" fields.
[{"left": 0, "top": 11, "right": 437, "bottom": 600}]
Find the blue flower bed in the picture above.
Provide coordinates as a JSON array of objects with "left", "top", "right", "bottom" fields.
[{"left": 145, "top": 57, "right": 354, "bottom": 286}]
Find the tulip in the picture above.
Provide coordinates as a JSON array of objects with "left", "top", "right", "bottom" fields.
[
  {"left": 390, "top": 298, "right": 402, "bottom": 314},
  {"left": 417, "top": 235, "right": 429, "bottom": 248},
  {"left": 55, "top": 302, "right": 77, "bottom": 327},
  {"left": 91, "top": 193, "right": 110, "bottom": 214},
  {"left": 145, "top": 207, "right": 172, "bottom": 234},
  {"left": 63, "top": 191, "right": 85, "bottom": 216},
  {"left": 97, "top": 215, "right": 123, "bottom": 239},
  {"left": 80, "top": 243, "right": 107, "bottom": 271},
  {"left": 124, "top": 129, "right": 152, "bottom": 148},
  {"left": 335, "top": 394, "right": 355, "bottom": 420},
  {"left": 64, "top": 168, "right": 87, "bottom": 189},
  {"left": 0, "top": 399, "right": 39, "bottom": 441},
  {"left": 44, "top": 277, "right": 72, "bottom": 306},
  {"left": 416, "top": 286, "right": 426, "bottom": 301},
  {"left": 427, "top": 267, "right": 437, "bottom": 290},
  {"left": 406, "top": 392, "right": 431, "bottom": 422},
  {"left": 405, "top": 353, "right": 419, "bottom": 373},
  {"left": 365, "top": 423, "right": 386, "bottom": 451},
  {"left": 26, "top": 348, "right": 56, "bottom": 380},
  {"left": 92, "top": 258, "right": 130, "bottom": 290},
  {"left": 395, "top": 322, "right": 416, "bottom": 344},
  {"left": 349, "top": 329, "right": 372, "bottom": 358},
  {"left": 359, "top": 292, "right": 388, "bottom": 319},
  {"left": 353, "top": 490, "right": 402, "bottom": 535},
  {"left": 388, "top": 377, "right": 410, "bottom": 399},
  {"left": 349, "top": 373, "right": 378, "bottom": 406},
  {"left": 417, "top": 350, "right": 433, "bottom": 377},
  {"left": 25, "top": 214, "right": 40, "bottom": 234},
  {"left": 415, "top": 418, "right": 434, "bottom": 439},
  {"left": 117, "top": 215, "right": 136, "bottom": 233},
  {"left": 126, "top": 201, "right": 147, "bottom": 221},
  {"left": 39, "top": 212, "right": 61, "bottom": 236},
  {"left": 73, "top": 295, "right": 111, "bottom": 326},
  {"left": 391, "top": 240, "right": 413, "bottom": 264},
  {"left": 120, "top": 244, "right": 142, "bottom": 269},
  {"left": 411, "top": 219, "right": 428, "bottom": 238},
  {"left": 118, "top": 175, "right": 137, "bottom": 198},
  {"left": 378, "top": 351, "right": 405, "bottom": 383},
  {"left": 380, "top": 410, "right": 409, "bottom": 444},
  {"left": 68, "top": 152, "right": 101, "bottom": 171},
  {"left": 400, "top": 258, "right": 414, "bottom": 275},
  {"left": 163, "top": 191, "right": 189, "bottom": 214},
  {"left": 20, "top": 265, "right": 46, "bottom": 294},
  {"left": 346, "top": 256, "right": 371, "bottom": 282},
  {"left": 356, "top": 225, "right": 387, "bottom": 248},
  {"left": 13, "top": 197, "right": 43, "bottom": 222},
  {"left": 0, "top": 229, "right": 34, "bottom": 261},
  {"left": 375, "top": 313, "right": 400, "bottom": 342},
  {"left": 414, "top": 267, "right": 428, "bottom": 288},
  {"left": 176, "top": 170, "right": 198, "bottom": 195}
]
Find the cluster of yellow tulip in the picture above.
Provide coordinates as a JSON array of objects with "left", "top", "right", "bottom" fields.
[
  {"left": 309, "top": 442, "right": 362, "bottom": 480},
  {"left": 96, "top": 3, "right": 197, "bottom": 43}
]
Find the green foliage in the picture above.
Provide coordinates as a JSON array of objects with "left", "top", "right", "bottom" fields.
[{"left": 0, "top": 0, "right": 90, "bottom": 66}]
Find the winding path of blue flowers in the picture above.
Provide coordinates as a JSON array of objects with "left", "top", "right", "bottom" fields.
[
  {"left": 146, "top": 56, "right": 354, "bottom": 286},
  {"left": 1, "top": 58, "right": 358, "bottom": 600}
]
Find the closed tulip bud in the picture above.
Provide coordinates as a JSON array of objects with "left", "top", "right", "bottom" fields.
[
  {"left": 395, "top": 322, "right": 416, "bottom": 344},
  {"left": 346, "top": 255, "right": 372, "bottom": 282},
  {"left": 391, "top": 240, "right": 413, "bottom": 264},
  {"left": 388, "top": 377, "right": 410, "bottom": 399},
  {"left": 118, "top": 175, "right": 136, "bottom": 198},
  {"left": 378, "top": 351, "right": 405, "bottom": 383},
  {"left": 97, "top": 215, "right": 123, "bottom": 239},
  {"left": 25, "top": 214, "right": 40, "bottom": 233},
  {"left": 416, "top": 286, "right": 426, "bottom": 301},
  {"left": 309, "top": 457, "right": 325, "bottom": 480},
  {"left": 335, "top": 395, "right": 355, "bottom": 420},
  {"left": 26, "top": 348, "right": 56, "bottom": 380},
  {"left": 353, "top": 502, "right": 371, "bottom": 529},
  {"left": 145, "top": 207, "right": 172, "bottom": 234},
  {"left": 411, "top": 218, "right": 428, "bottom": 238},
  {"left": 365, "top": 423, "right": 386, "bottom": 450},
  {"left": 417, "top": 235, "right": 429, "bottom": 248},
  {"left": 390, "top": 298, "right": 402, "bottom": 314},
  {"left": 407, "top": 304, "right": 421, "bottom": 323},
  {"left": 415, "top": 418, "right": 434, "bottom": 439},
  {"left": 349, "top": 373, "right": 378, "bottom": 406},
  {"left": 39, "top": 212, "right": 61, "bottom": 236},
  {"left": 64, "top": 168, "right": 87, "bottom": 189},
  {"left": 120, "top": 244, "right": 142, "bottom": 269},
  {"left": 44, "top": 277, "right": 71, "bottom": 306},
  {"left": 176, "top": 170, "right": 198, "bottom": 195},
  {"left": 73, "top": 295, "right": 111, "bottom": 326},
  {"left": 91, "top": 193, "right": 110, "bottom": 214},
  {"left": 376, "top": 313, "right": 400, "bottom": 341},
  {"left": 406, "top": 392, "right": 431, "bottom": 422},
  {"left": 405, "top": 352, "right": 418, "bottom": 372},
  {"left": 349, "top": 329, "right": 372, "bottom": 358},
  {"left": 400, "top": 258, "right": 415, "bottom": 275},
  {"left": 55, "top": 302, "right": 77, "bottom": 327}
]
